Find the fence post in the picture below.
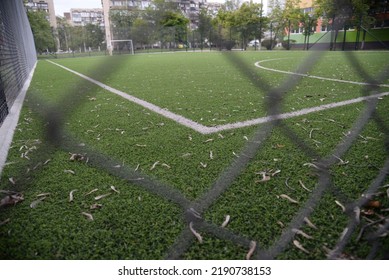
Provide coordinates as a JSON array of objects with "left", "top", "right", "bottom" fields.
[
  {"left": 270, "top": 22, "right": 273, "bottom": 50},
  {"left": 342, "top": 25, "right": 347, "bottom": 51},
  {"left": 288, "top": 20, "right": 291, "bottom": 50}
]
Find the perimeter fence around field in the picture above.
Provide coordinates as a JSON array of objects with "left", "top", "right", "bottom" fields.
[
  {"left": 1, "top": 1, "right": 389, "bottom": 260},
  {"left": 0, "top": 0, "right": 36, "bottom": 125}
]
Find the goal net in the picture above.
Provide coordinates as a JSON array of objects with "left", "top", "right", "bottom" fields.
[{"left": 109, "top": 40, "right": 134, "bottom": 56}]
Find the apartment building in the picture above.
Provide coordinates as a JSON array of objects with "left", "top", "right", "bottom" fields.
[
  {"left": 70, "top": 8, "right": 104, "bottom": 27},
  {"left": 24, "top": 0, "right": 57, "bottom": 28}
]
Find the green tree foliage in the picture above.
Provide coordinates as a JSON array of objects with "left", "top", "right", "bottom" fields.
[
  {"left": 143, "top": 0, "right": 188, "bottom": 46},
  {"left": 57, "top": 17, "right": 104, "bottom": 52},
  {"left": 132, "top": 18, "right": 154, "bottom": 48},
  {"left": 56, "top": 16, "right": 71, "bottom": 51},
  {"left": 269, "top": 0, "right": 302, "bottom": 40},
  {"left": 27, "top": 11, "right": 56, "bottom": 53},
  {"left": 195, "top": 8, "right": 214, "bottom": 48},
  {"left": 84, "top": 24, "right": 105, "bottom": 50},
  {"left": 232, "top": 1, "right": 264, "bottom": 48},
  {"left": 215, "top": 1, "right": 267, "bottom": 49},
  {"left": 160, "top": 11, "right": 189, "bottom": 27},
  {"left": 110, "top": 10, "right": 137, "bottom": 40},
  {"left": 313, "top": 0, "right": 375, "bottom": 28},
  {"left": 198, "top": 8, "right": 213, "bottom": 36}
]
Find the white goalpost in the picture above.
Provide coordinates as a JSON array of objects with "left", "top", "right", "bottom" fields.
[{"left": 109, "top": 40, "right": 134, "bottom": 56}]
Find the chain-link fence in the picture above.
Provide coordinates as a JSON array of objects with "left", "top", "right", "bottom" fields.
[
  {"left": 1, "top": 2, "right": 389, "bottom": 260},
  {"left": 0, "top": 0, "right": 36, "bottom": 125}
]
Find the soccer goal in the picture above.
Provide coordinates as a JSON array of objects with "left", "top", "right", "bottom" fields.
[{"left": 109, "top": 40, "right": 134, "bottom": 56}]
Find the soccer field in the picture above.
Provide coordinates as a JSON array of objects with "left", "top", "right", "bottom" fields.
[{"left": 1, "top": 51, "right": 389, "bottom": 259}]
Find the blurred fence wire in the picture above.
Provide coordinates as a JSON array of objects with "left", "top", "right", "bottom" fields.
[
  {"left": 1, "top": 1, "right": 389, "bottom": 260},
  {"left": 0, "top": 0, "right": 36, "bottom": 125}
]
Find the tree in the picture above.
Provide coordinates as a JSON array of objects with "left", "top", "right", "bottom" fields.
[
  {"left": 314, "top": 0, "right": 375, "bottom": 29},
  {"left": 27, "top": 11, "right": 56, "bottom": 53},
  {"left": 232, "top": 1, "right": 264, "bottom": 49},
  {"left": 313, "top": 0, "right": 375, "bottom": 50},
  {"left": 269, "top": 0, "right": 302, "bottom": 49},
  {"left": 84, "top": 23, "right": 105, "bottom": 50},
  {"left": 197, "top": 8, "right": 214, "bottom": 48},
  {"left": 160, "top": 11, "right": 189, "bottom": 44},
  {"left": 215, "top": 1, "right": 266, "bottom": 49},
  {"left": 110, "top": 10, "right": 137, "bottom": 40},
  {"left": 57, "top": 16, "right": 71, "bottom": 51},
  {"left": 132, "top": 18, "right": 154, "bottom": 48}
]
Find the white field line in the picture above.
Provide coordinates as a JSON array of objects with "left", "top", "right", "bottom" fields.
[
  {"left": 254, "top": 58, "right": 389, "bottom": 88},
  {"left": 0, "top": 62, "right": 37, "bottom": 174},
  {"left": 208, "top": 91, "right": 389, "bottom": 133},
  {"left": 47, "top": 59, "right": 389, "bottom": 135},
  {"left": 46, "top": 60, "right": 213, "bottom": 134}
]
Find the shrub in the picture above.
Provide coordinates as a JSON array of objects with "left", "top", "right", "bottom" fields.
[
  {"left": 261, "top": 39, "right": 276, "bottom": 50},
  {"left": 282, "top": 39, "right": 297, "bottom": 50}
]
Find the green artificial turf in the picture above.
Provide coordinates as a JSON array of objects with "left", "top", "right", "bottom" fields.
[{"left": 0, "top": 50, "right": 388, "bottom": 259}]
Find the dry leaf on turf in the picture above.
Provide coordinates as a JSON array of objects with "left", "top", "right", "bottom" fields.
[
  {"left": 293, "top": 240, "right": 310, "bottom": 254},
  {"left": 82, "top": 212, "right": 94, "bottom": 221},
  {"left": 69, "top": 189, "right": 77, "bottom": 202},
  {"left": 0, "top": 194, "right": 24, "bottom": 208},
  {"left": 221, "top": 215, "right": 230, "bottom": 228},
  {"left": 110, "top": 186, "right": 120, "bottom": 194},
  {"left": 85, "top": 188, "right": 99, "bottom": 196},
  {"left": 189, "top": 222, "right": 203, "bottom": 243},
  {"left": 90, "top": 203, "right": 103, "bottom": 210},
  {"left": 292, "top": 228, "right": 314, "bottom": 239},
  {"left": 335, "top": 200, "right": 346, "bottom": 212},
  {"left": 36, "top": 193, "right": 50, "bottom": 197},
  {"left": 95, "top": 193, "right": 111, "bottom": 201},
  {"left": 255, "top": 172, "right": 271, "bottom": 183},
  {"left": 30, "top": 197, "right": 46, "bottom": 208},
  {"left": 279, "top": 194, "right": 299, "bottom": 204},
  {"left": 304, "top": 217, "right": 318, "bottom": 230},
  {"left": 246, "top": 241, "right": 257, "bottom": 260},
  {"left": 366, "top": 200, "right": 381, "bottom": 209},
  {"left": 0, "top": 218, "right": 11, "bottom": 226},
  {"left": 150, "top": 161, "right": 160, "bottom": 170}
]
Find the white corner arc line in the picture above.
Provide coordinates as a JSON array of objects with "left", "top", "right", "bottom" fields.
[
  {"left": 254, "top": 59, "right": 389, "bottom": 88},
  {"left": 47, "top": 59, "right": 389, "bottom": 135}
]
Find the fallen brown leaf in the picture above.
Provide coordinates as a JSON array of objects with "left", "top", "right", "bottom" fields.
[
  {"left": 0, "top": 218, "right": 11, "bottom": 226},
  {"left": 110, "top": 186, "right": 120, "bottom": 194},
  {"left": 293, "top": 240, "right": 310, "bottom": 254},
  {"left": 30, "top": 197, "right": 46, "bottom": 209},
  {"left": 189, "top": 222, "right": 203, "bottom": 243},
  {"left": 90, "top": 203, "right": 103, "bottom": 210},
  {"left": 69, "top": 189, "right": 77, "bottom": 202},
  {"left": 0, "top": 194, "right": 24, "bottom": 208},
  {"left": 81, "top": 212, "right": 94, "bottom": 221},
  {"left": 221, "top": 215, "right": 230, "bottom": 228},
  {"left": 84, "top": 188, "right": 99, "bottom": 196},
  {"left": 366, "top": 200, "right": 381, "bottom": 209},
  {"left": 94, "top": 193, "right": 111, "bottom": 201},
  {"left": 280, "top": 194, "right": 299, "bottom": 204},
  {"left": 246, "top": 241, "right": 257, "bottom": 260}
]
